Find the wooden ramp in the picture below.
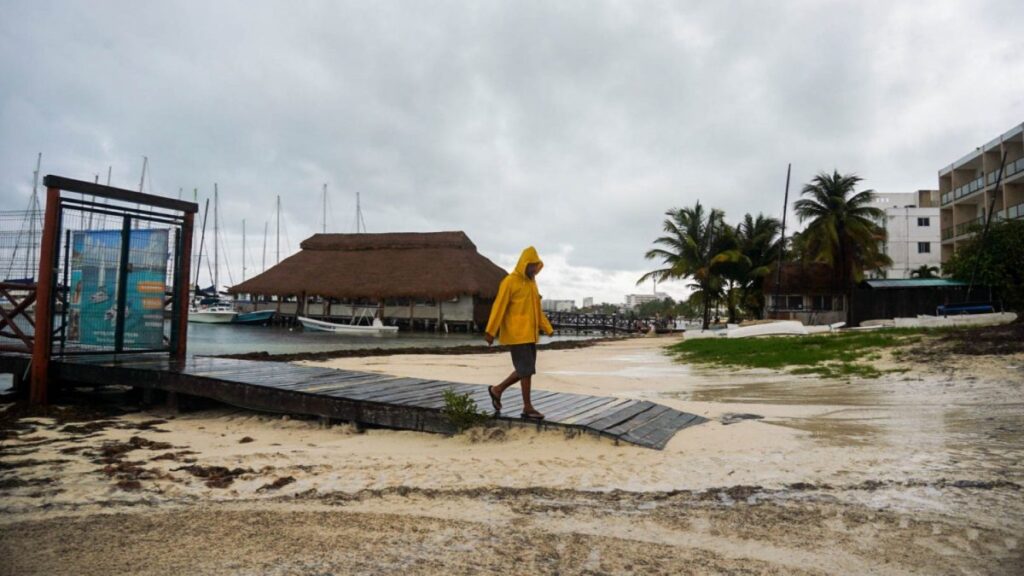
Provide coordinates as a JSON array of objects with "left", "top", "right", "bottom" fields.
[{"left": 9, "top": 354, "right": 706, "bottom": 450}]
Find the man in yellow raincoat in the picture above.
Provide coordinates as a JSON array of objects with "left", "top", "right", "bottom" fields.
[{"left": 484, "top": 246, "right": 554, "bottom": 420}]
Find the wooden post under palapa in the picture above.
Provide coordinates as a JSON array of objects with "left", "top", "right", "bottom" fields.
[{"left": 30, "top": 186, "right": 61, "bottom": 405}]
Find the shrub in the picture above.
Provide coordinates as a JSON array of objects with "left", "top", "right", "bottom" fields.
[{"left": 441, "top": 388, "right": 488, "bottom": 432}]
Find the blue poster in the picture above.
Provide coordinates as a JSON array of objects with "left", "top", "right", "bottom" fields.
[{"left": 68, "top": 229, "right": 169, "bottom": 349}]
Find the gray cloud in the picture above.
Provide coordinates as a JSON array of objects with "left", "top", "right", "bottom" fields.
[{"left": 2, "top": 0, "right": 1022, "bottom": 303}]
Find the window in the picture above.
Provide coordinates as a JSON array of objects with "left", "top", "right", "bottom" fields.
[
  {"left": 917, "top": 217, "right": 930, "bottom": 227},
  {"left": 812, "top": 295, "right": 833, "bottom": 311},
  {"left": 918, "top": 242, "right": 931, "bottom": 253},
  {"left": 787, "top": 295, "right": 804, "bottom": 310}
]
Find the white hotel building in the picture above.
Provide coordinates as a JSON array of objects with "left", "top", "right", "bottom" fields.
[{"left": 872, "top": 190, "right": 941, "bottom": 279}]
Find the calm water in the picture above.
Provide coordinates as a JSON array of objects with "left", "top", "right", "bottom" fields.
[{"left": 186, "top": 322, "right": 595, "bottom": 357}]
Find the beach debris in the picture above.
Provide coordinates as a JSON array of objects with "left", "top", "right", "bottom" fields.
[
  {"left": 719, "top": 413, "right": 764, "bottom": 426},
  {"left": 257, "top": 476, "right": 296, "bottom": 492},
  {"left": 172, "top": 465, "right": 253, "bottom": 488},
  {"left": 238, "top": 436, "right": 255, "bottom": 443}
]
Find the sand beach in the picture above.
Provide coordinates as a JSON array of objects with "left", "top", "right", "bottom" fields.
[{"left": 1, "top": 336, "right": 1022, "bottom": 575}]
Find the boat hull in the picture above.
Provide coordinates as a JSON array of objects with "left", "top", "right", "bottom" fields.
[
  {"left": 232, "top": 310, "right": 276, "bottom": 325},
  {"left": 297, "top": 316, "right": 398, "bottom": 335},
  {"left": 188, "top": 311, "right": 238, "bottom": 324}
]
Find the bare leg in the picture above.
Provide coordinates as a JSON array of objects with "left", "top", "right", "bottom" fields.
[
  {"left": 490, "top": 371, "right": 520, "bottom": 409},
  {"left": 521, "top": 375, "right": 542, "bottom": 417}
]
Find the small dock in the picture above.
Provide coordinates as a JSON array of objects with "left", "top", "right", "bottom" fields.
[{"left": 1, "top": 354, "right": 706, "bottom": 449}]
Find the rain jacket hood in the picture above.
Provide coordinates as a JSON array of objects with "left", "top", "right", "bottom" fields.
[
  {"left": 514, "top": 246, "right": 544, "bottom": 278},
  {"left": 485, "top": 246, "right": 554, "bottom": 345}
]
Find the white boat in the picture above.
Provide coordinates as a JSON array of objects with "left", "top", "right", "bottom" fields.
[
  {"left": 893, "top": 312, "right": 1017, "bottom": 328},
  {"left": 726, "top": 320, "right": 808, "bottom": 339},
  {"left": 188, "top": 303, "right": 238, "bottom": 324},
  {"left": 298, "top": 315, "right": 398, "bottom": 335}
]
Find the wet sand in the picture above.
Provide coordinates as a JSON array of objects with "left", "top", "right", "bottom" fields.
[{"left": 1, "top": 336, "right": 1022, "bottom": 574}]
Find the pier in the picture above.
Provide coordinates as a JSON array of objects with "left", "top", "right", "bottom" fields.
[{"left": 0, "top": 352, "right": 705, "bottom": 449}]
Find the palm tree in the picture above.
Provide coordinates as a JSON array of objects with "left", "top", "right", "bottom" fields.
[
  {"left": 639, "top": 202, "right": 743, "bottom": 329},
  {"left": 793, "top": 171, "right": 891, "bottom": 322},
  {"left": 733, "top": 213, "right": 782, "bottom": 319},
  {"left": 910, "top": 265, "right": 940, "bottom": 279}
]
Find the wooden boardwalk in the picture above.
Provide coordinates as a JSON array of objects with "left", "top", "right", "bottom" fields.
[{"left": 2, "top": 354, "right": 706, "bottom": 449}]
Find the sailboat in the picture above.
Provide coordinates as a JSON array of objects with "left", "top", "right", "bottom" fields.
[{"left": 189, "top": 185, "right": 237, "bottom": 324}]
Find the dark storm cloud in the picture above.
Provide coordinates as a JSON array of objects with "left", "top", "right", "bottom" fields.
[{"left": 2, "top": 0, "right": 1022, "bottom": 302}]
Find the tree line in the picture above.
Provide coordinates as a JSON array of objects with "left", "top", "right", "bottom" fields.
[{"left": 640, "top": 171, "right": 891, "bottom": 329}]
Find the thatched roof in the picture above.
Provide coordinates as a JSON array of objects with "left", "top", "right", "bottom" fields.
[
  {"left": 228, "top": 231, "right": 507, "bottom": 300},
  {"left": 762, "top": 262, "right": 840, "bottom": 294}
]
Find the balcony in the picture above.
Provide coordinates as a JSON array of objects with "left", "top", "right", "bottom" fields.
[
  {"left": 955, "top": 216, "right": 983, "bottom": 237},
  {"left": 941, "top": 226, "right": 955, "bottom": 241},
  {"left": 997, "top": 201, "right": 1024, "bottom": 221},
  {"left": 940, "top": 157, "right": 1024, "bottom": 206}
]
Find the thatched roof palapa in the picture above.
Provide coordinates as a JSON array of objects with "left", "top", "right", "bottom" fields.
[
  {"left": 229, "top": 231, "right": 507, "bottom": 301},
  {"left": 762, "top": 262, "right": 840, "bottom": 294}
]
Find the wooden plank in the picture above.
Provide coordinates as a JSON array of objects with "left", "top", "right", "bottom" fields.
[
  {"left": 357, "top": 378, "right": 451, "bottom": 403},
  {"left": 623, "top": 412, "right": 705, "bottom": 449},
  {"left": 499, "top": 390, "right": 560, "bottom": 416},
  {"left": 533, "top": 392, "right": 591, "bottom": 415},
  {"left": 298, "top": 375, "right": 430, "bottom": 394},
  {"left": 601, "top": 405, "right": 673, "bottom": 437},
  {"left": 579, "top": 401, "right": 656, "bottom": 430},
  {"left": 328, "top": 378, "right": 420, "bottom": 400},
  {"left": 378, "top": 382, "right": 455, "bottom": 404},
  {"left": 560, "top": 398, "right": 633, "bottom": 425},
  {"left": 543, "top": 395, "right": 613, "bottom": 422}
]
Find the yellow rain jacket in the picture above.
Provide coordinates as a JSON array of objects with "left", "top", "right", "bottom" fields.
[{"left": 486, "top": 246, "right": 554, "bottom": 345}]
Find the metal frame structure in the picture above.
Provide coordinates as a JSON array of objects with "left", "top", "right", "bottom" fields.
[{"left": 30, "top": 175, "right": 197, "bottom": 404}]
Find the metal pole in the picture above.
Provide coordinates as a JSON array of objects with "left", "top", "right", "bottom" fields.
[
  {"left": 29, "top": 153, "right": 41, "bottom": 280},
  {"left": 772, "top": 163, "right": 792, "bottom": 318},
  {"left": 113, "top": 216, "right": 132, "bottom": 352},
  {"left": 214, "top": 183, "right": 219, "bottom": 295},
  {"left": 966, "top": 150, "right": 1008, "bottom": 301},
  {"left": 276, "top": 195, "right": 281, "bottom": 264}
]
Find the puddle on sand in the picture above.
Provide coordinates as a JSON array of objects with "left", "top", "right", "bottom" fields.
[
  {"left": 680, "top": 376, "right": 888, "bottom": 407},
  {"left": 764, "top": 417, "right": 884, "bottom": 447}
]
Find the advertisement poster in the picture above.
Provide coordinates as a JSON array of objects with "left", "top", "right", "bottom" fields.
[{"left": 68, "top": 229, "right": 169, "bottom": 349}]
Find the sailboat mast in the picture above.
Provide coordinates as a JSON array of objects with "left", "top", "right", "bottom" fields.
[
  {"left": 28, "top": 152, "right": 41, "bottom": 279},
  {"left": 214, "top": 183, "right": 219, "bottom": 295},
  {"left": 772, "top": 163, "right": 792, "bottom": 318},
  {"left": 242, "top": 219, "right": 247, "bottom": 282},
  {"left": 138, "top": 156, "right": 148, "bottom": 192},
  {"left": 262, "top": 221, "right": 268, "bottom": 273},
  {"left": 276, "top": 195, "right": 281, "bottom": 265},
  {"left": 322, "top": 183, "right": 327, "bottom": 233}
]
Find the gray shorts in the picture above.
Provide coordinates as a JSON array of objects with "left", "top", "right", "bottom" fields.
[{"left": 509, "top": 343, "right": 537, "bottom": 377}]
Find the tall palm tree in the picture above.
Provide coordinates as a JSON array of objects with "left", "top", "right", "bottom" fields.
[
  {"left": 793, "top": 171, "right": 891, "bottom": 322},
  {"left": 639, "top": 202, "right": 743, "bottom": 329},
  {"left": 733, "top": 213, "right": 782, "bottom": 319}
]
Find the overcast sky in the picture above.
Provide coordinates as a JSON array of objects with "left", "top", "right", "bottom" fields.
[{"left": 2, "top": 1, "right": 1022, "bottom": 303}]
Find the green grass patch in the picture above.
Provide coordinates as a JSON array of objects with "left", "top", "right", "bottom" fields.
[{"left": 669, "top": 329, "right": 928, "bottom": 379}]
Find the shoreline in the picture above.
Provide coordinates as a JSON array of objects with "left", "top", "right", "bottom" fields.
[
  {"left": 214, "top": 334, "right": 627, "bottom": 362},
  {"left": 2, "top": 336, "right": 1022, "bottom": 574}
]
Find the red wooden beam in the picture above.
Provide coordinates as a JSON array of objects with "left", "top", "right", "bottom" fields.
[
  {"left": 175, "top": 211, "right": 194, "bottom": 362},
  {"left": 30, "top": 187, "right": 61, "bottom": 405}
]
